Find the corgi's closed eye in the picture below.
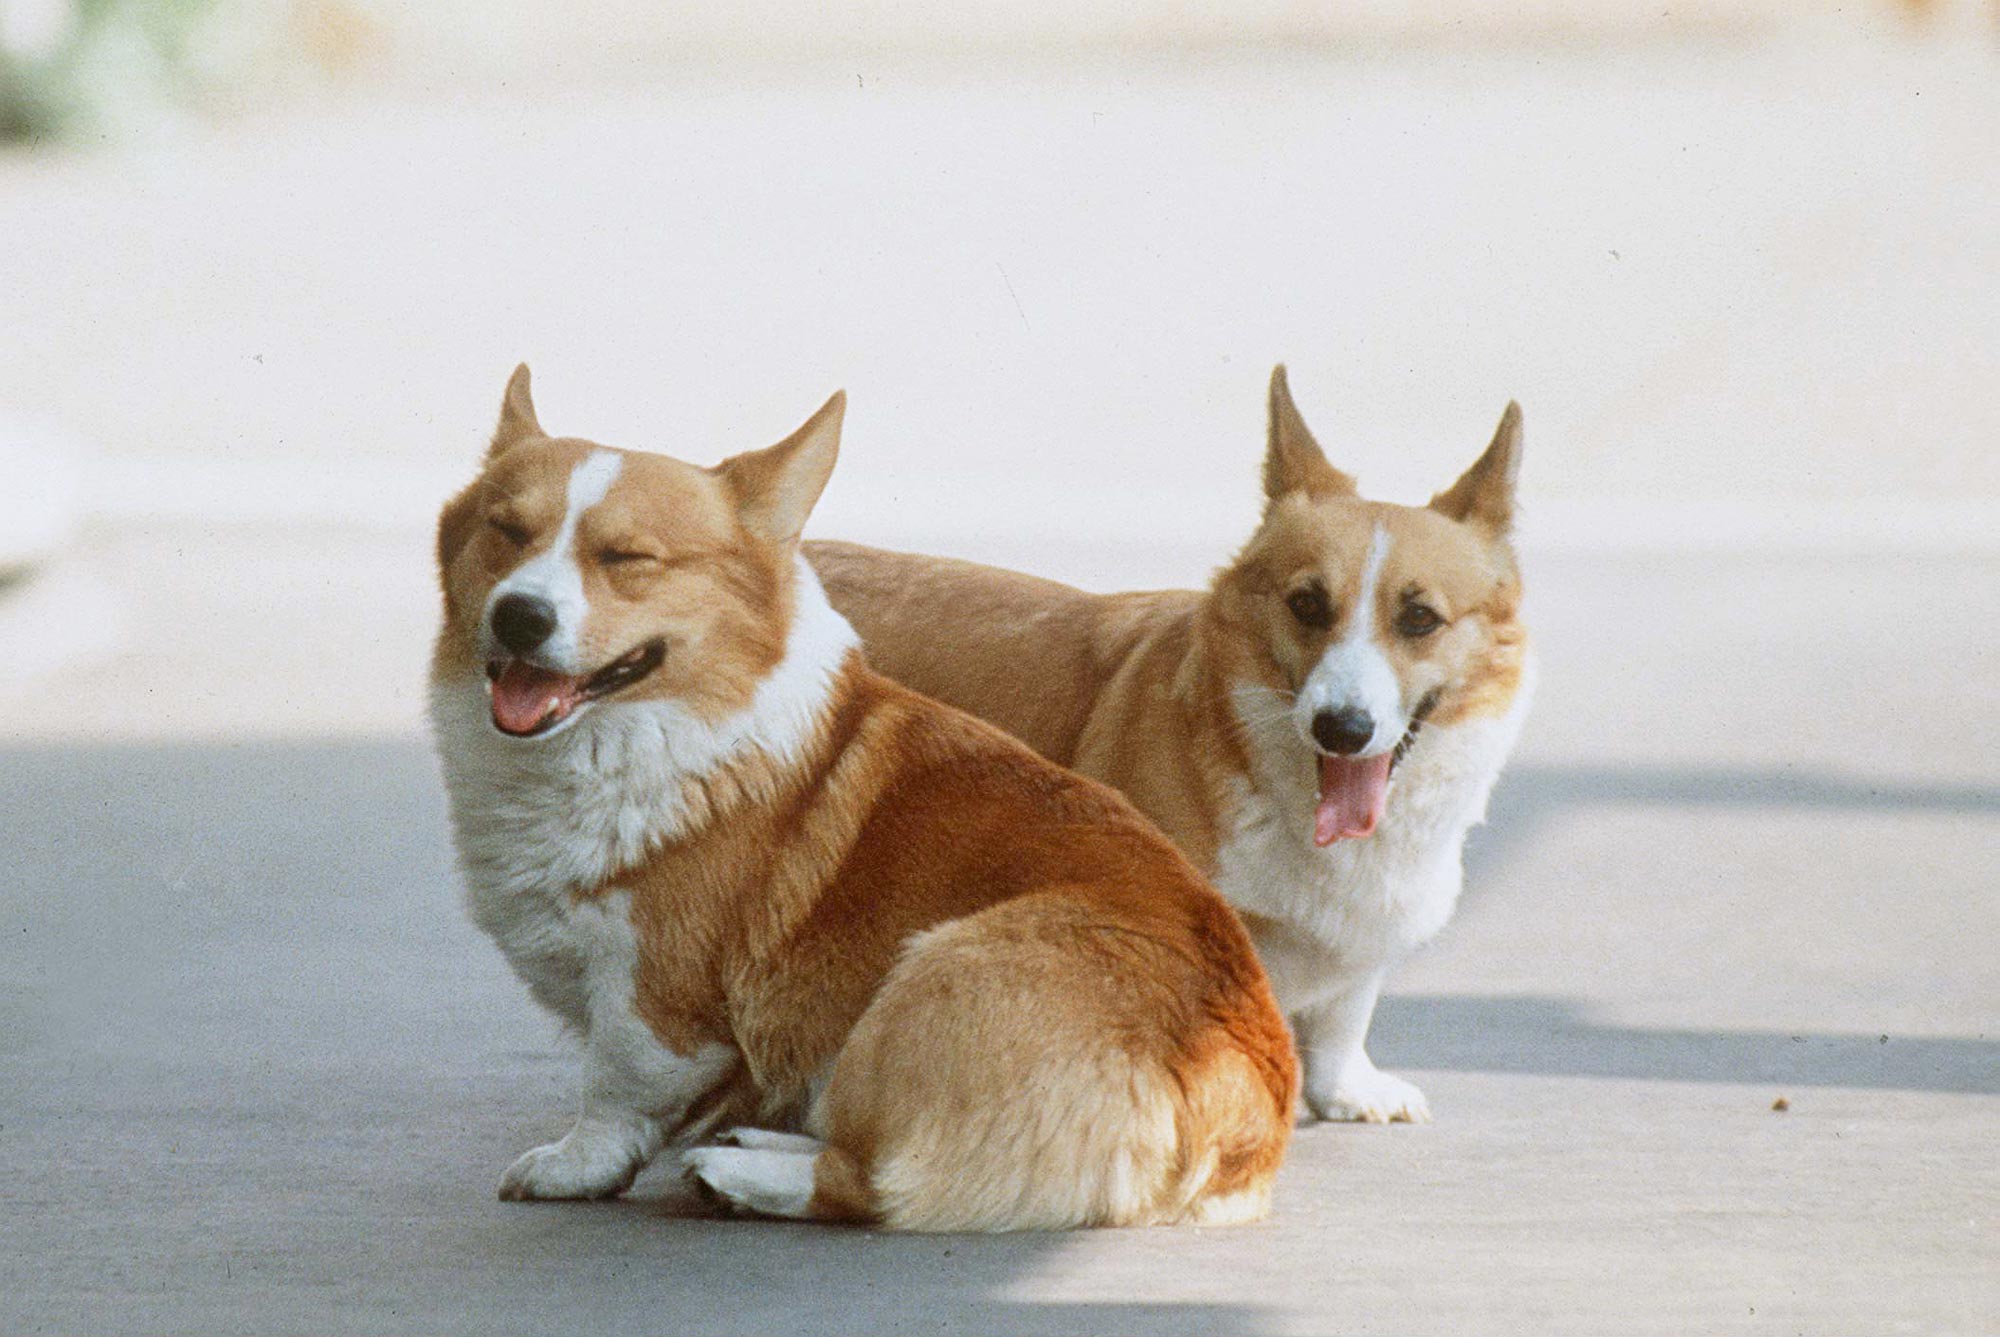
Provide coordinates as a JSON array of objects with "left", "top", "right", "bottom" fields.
[
  {"left": 487, "top": 515, "right": 531, "bottom": 546},
  {"left": 598, "top": 547, "right": 661, "bottom": 567}
]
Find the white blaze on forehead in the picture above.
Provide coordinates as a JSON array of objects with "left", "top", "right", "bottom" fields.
[
  {"left": 485, "top": 450, "right": 624, "bottom": 672},
  {"left": 1346, "top": 525, "right": 1391, "bottom": 646},
  {"left": 1297, "top": 525, "right": 1406, "bottom": 755}
]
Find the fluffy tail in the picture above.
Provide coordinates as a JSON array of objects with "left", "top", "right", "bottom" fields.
[{"left": 802, "top": 899, "right": 1295, "bottom": 1232}]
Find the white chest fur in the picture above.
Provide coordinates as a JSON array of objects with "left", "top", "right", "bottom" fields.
[
  {"left": 428, "top": 558, "right": 858, "bottom": 1031},
  {"left": 428, "top": 561, "right": 857, "bottom": 1195},
  {"left": 1214, "top": 659, "right": 1534, "bottom": 1014},
  {"left": 429, "top": 680, "right": 740, "bottom": 1026}
]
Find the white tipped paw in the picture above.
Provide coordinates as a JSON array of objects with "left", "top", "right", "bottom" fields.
[
  {"left": 1305, "top": 1066, "right": 1432, "bottom": 1125},
  {"left": 684, "top": 1144, "right": 817, "bottom": 1219},
  {"left": 497, "top": 1125, "right": 648, "bottom": 1201}
]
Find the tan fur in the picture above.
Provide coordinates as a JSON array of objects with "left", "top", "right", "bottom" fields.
[
  {"left": 808, "top": 387, "right": 1527, "bottom": 862},
  {"left": 806, "top": 371, "right": 1530, "bottom": 1102},
  {"left": 431, "top": 372, "right": 1296, "bottom": 1231},
  {"left": 800, "top": 552, "right": 1254, "bottom": 874}
]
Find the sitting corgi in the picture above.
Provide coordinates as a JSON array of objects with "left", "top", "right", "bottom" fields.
[
  {"left": 427, "top": 367, "right": 1296, "bottom": 1230},
  {"left": 809, "top": 368, "right": 1532, "bottom": 1123}
]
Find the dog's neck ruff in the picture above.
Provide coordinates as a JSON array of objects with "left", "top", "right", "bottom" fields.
[
  {"left": 432, "top": 555, "right": 860, "bottom": 903},
  {"left": 1216, "top": 659, "right": 1533, "bottom": 968}
]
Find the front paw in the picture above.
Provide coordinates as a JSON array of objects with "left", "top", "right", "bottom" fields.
[
  {"left": 1304, "top": 1065, "right": 1432, "bottom": 1125},
  {"left": 497, "top": 1128, "right": 646, "bottom": 1201}
]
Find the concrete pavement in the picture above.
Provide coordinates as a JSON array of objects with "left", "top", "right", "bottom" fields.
[{"left": 0, "top": 536, "right": 1993, "bottom": 1335}]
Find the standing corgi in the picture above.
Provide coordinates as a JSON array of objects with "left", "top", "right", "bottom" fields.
[
  {"left": 427, "top": 367, "right": 1296, "bottom": 1230},
  {"left": 809, "top": 367, "right": 1532, "bottom": 1123}
]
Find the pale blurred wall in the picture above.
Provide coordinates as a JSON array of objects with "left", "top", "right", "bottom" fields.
[
  {"left": 304, "top": 0, "right": 1970, "bottom": 73},
  {"left": 0, "top": 0, "right": 1994, "bottom": 584}
]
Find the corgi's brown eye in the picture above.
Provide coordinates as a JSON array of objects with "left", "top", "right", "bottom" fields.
[
  {"left": 486, "top": 516, "right": 530, "bottom": 546},
  {"left": 1397, "top": 603, "right": 1445, "bottom": 638},
  {"left": 1285, "top": 584, "right": 1332, "bottom": 630}
]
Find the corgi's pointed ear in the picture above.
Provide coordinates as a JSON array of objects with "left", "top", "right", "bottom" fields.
[
  {"left": 721, "top": 390, "right": 845, "bottom": 546},
  {"left": 489, "top": 363, "right": 543, "bottom": 458},
  {"left": 1430, "top": 401, "right": 1523, "bottom": 534},
  {"left": 1264, "top": 365, "right": 1357, "bottom": 503}
]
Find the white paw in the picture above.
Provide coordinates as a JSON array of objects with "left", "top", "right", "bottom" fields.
[
  {"left": 497, "top": 1124, "right": 649, "bottom": 1201},
  {"left": 1305, "top": 1064, "right": 1432, "bottom": 1124},
  {"left": 684, "top": 1144, "right": 817, "bottom": 1219}
]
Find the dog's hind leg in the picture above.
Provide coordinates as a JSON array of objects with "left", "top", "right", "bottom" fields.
[
  {"left": 713, "top": 1127, "right": 825, "bottom": 1154},
  {"left": 684, "top": 1144, "right": 821, "bottom": 1219}
]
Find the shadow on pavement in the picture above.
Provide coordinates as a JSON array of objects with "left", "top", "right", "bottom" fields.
[
  {"left": 1470, "top": 761, "right": 2000, "bottom": 883},
  {"left": 3, "top": 738, "right": 1993, "bottom": 1330},
  {"left": 1373, "top": 994, "right": 1999, "bottom": 1095},
  {"left": 1432, "top": 761, "right": 1999, "bottom": 1095},
  {"left": 0, "top": 736, "right": 1284, "bottom": 1336}
]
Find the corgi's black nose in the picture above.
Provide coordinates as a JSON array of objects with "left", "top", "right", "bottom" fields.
[
  {"left": 1311, "top": 708, "right": 1375, "bottom": 756},
  {"left": 492, "top": 593, "right": 557, "bottom": 655}
]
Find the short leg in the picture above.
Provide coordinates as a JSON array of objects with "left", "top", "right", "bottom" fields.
[
  {"left": 500, "top": 1109, "right": 663, "bottom": 1201},
  {"left": 1294, "top": 974, "right": 1431, "bottom": 1124},
  {"left": 499, "top": 1017, "right": 741, "bottom": 1201},
  {"left": 684, "top": 1143, "right": 822, "bottom": 1219}
]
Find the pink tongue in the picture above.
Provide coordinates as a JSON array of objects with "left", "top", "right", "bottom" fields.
[
  {"left": 490, "top": 662, "right": 585, "bottom": 736},
  {"left": 1314, "top": 752, "right": 1393, "bottom": 846}
]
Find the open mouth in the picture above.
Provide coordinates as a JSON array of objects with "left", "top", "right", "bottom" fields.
[
  {"left": 1390, "top": 689, "right": 1443, "bottom": 770},
  {"left": 1312, "top": 689, "right": 1443, "bottom": 847},
  {"left": 483, "top": 638, "right": 666, "bottom": 737}
]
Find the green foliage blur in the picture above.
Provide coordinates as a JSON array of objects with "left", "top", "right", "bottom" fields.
[{"left": 0, "top": 0, "right": 220, "bottom": 143}]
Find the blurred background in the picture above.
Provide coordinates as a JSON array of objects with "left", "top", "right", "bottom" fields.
[{"left": 1, "top": 0, "right": 1995, "bottom": 745}]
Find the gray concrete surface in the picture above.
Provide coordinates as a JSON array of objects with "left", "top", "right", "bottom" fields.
[{"left": 1, "top": 539, "right": 1994, "bottom": 1334}]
